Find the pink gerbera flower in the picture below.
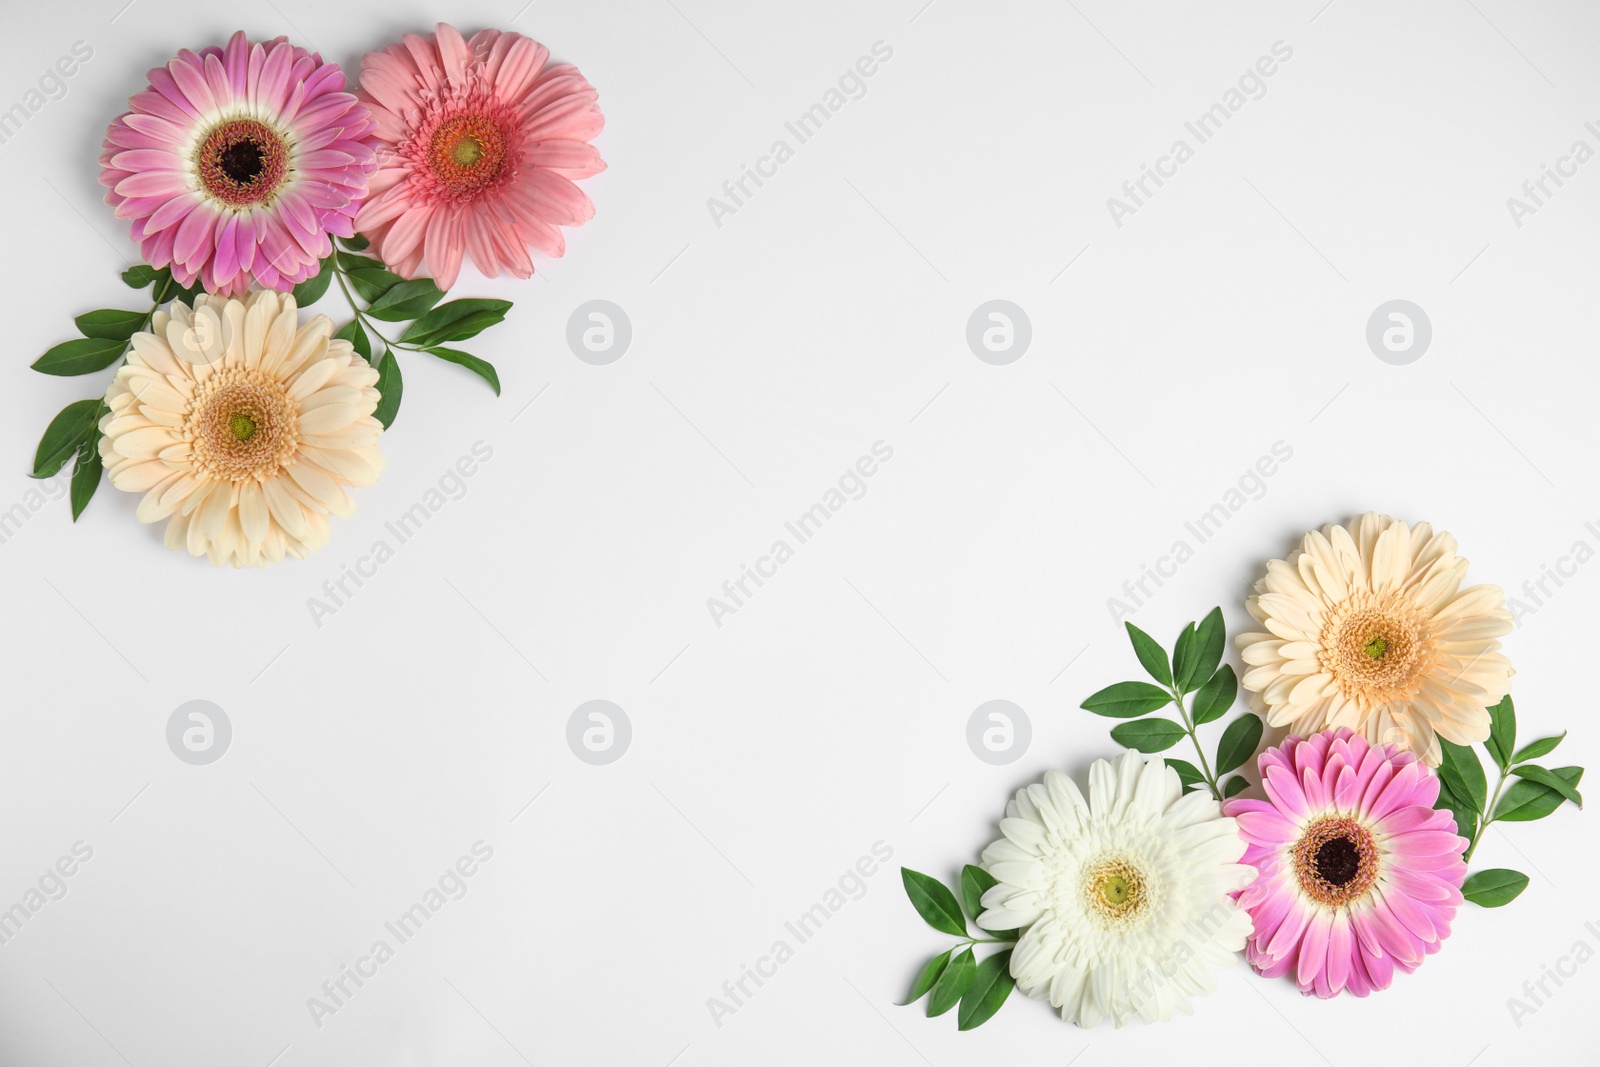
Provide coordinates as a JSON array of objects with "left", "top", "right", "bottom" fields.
[
  {"left": 100, "top": 31, "right": 378, "bottom": 296},
  {"left": 1223, "top": 728, "right": 1467, "bottom": 997},
  {"left": 354, "top": 23, "right": 605, "bottom": 290}
]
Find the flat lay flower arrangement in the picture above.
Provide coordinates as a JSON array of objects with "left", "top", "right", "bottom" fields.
[
  {"left": 901, "top": 514, "right": 1584, "bottom": 1029},
  {"left": 29, "top": 25, "right": 603, "bottom": 566}
]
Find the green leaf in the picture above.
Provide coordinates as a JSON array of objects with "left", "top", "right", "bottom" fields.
[
  {"left": 1511, "top": 733, "right": 1565, "bottom": 765},
  {"left": 1081, "top": 681, "right": 1173, "bottom": 719},
  {"left": 1124, "top": 622, "right": 1172, "bottom": 686},
  {"left": 1222, "top": 775, "right": 1249, "bottom": 799},
  {"left": 1437, "top": 738, "right": 1488, "bottom": 815},
  {"left": 336, "top": 250, "right": 379, "bottom": 273},
  {"left": 1174, "top": 608, "right": 1226, "bottom": 693},
  {"left": 344, "top": 267, "right": 405, "bottom": 303},
  {"left": 1165, "top": 758, "right": 1205, "bottom": 790},
  {"left": 74, "top": 309, "right": 146, "bottom": 342},
  {"left": 399, "top": 298, "right": 512, "bottom": 346},
  {"left": 927, "top": 947, "right": 974, "bottom": 1017},
  {"left": 292, "top": 255, "right": 335, "bottom": 307},
  {"left": 959, "top": 865, "right": 995, "bottom": 922},
  {"left": 1191, "top": 664, "right": 1238, "bottom": 725},
  {"left": 426, "top": 347, "right": 501, "bottom": 395},
  {"left": 32, "top": 337, "right": 126, "bottom": 376},
  {"left": 1495, "top": 767, "right": 1585, "bottom": 822},
  {"left": 1462, "top": 868, "right": 1529, "bottom": 908},
  {"left": 957, "top": 950, "right": 1014, "bottom": 1031},
  {"left": 366, "top": 278, "right": 445, "bottom": 322},
  {"left": 1110, "top": 717, "right": 1187, "bottom": 753},
  {"left": 373, "top": 351, "right": 403, "bottom": 429},
  {"left": 900, "top": 869, "right": 966, "bottom": 938},
  {"left": 1486, "top": 696, "right": 1516, "bottom": 771},
  {"left": 1512, "top": 765, "right": 1583, "bottom": 809},
  {"left": 33, "top": 399, "right": 102, "bottom": 478},
  {"left": 1435, "top": 779, "right": 1477, "bottom": 844},
  {"left": 903, "top": 949, "right": 951, "bottom": 1005},
  {"left": 339, "top": 233, "right": 370, "bottom": 252},
  {"left": 1214, "top": 713, "right": 1264, "bottom": 775},
  {"left": 121, "top": 264, "right": 167, "bottom": 289},
  {"left": 334, "top": 319, "right": 371, "bottom": 361},
  {"left": 69, "top": 434, "right": 103, "bottom": 521}
]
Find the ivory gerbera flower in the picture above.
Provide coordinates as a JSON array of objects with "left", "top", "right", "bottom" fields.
[
  {"left": 354, "top": 23, "right": 605, "bottom": 290},
  {"left": 99, "top": 31, "right": 378, "bottom": 296},
  {"left": 98, "top": 291, "right": 384, "bottom": 567},
  {"left": 1225, "top": 729, "right": 1467, "bottom": 997},
  {"left": 977, "top": 751, "right": 1254, "bottom": 1027},
  {"left": 1238, "top": 513, "right": 1513, "bottom": 766}
]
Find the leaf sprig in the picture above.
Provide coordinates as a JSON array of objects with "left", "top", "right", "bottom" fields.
[
  {"left": 1081, "top": 608, "right": 1263, "bottom": 801},
  {"left": 293, "top": 234, "right": 509, "bottom": 428},
  {"left": 29, "top": 265, "right": 205, "bottom": 520},
  {"left": 1433, "top": 695, "right": 1583, "bottom": 908},
  {"left": 899, "top": 867, "right": 1018, "bottom": 1030}
]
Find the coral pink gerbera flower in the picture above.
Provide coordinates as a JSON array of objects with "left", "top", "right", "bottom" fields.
[
  {"left": 1223, "top": 728, "right": 1466, "bottom": 997},
  {"left": 100, "top": 32, "right": 378, "bottom": 296},
  {"left": 354, "top": 23, "right": 605, "bottom": 290}
]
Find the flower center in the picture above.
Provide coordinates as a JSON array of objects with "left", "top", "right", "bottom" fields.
[
  {"left": 426, "top": 113, "right": 507, "bottom": 199},
  {"left": 1080, "top": 855, "right": 1154, "bottom": 930},
  {"left": 1293, "top": 816, "right": 1378, "bottom": 907},
  {"left": 188, "top": 374, "right": 299, "bottom": 482},
  {"left": 196, "top": 118, "right": 290, "bottom": 207},
  {"left": 1319, "top": 595, "right": 1430, "bottom": 704}
]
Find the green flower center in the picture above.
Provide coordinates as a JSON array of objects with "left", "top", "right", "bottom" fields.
[
  {"left": 1101, "top": 874, "right": 1131, "bottom": 906},
  {"left": 1363, "top": 635, "right": 1388, "bottom": 660},
  {"left": 229, "top": 412, "right": 258, "bottom": 442},
  {"left": 452, "top": 136, "right": 485, "bottom": 168}
]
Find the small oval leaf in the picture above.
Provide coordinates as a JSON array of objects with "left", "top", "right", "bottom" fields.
[
  {"left": 1081, "top": 681, "right": 1173, "bottom": 719},
  {"left": 1462, "top": 868, "right": 1529, "bottom": 908},
  {"left": 1110, "top": 718, "right": 1187, "bottom": 753}
]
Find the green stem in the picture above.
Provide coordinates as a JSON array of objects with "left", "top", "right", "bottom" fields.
[
  {"left": 331, "top": 260, "right": 425, "bottom": 356},
  {"left": 1170, "top": 685, "right": 1222, "bottom": 800},
  {"left": 1464, "top": 766, "right": 1511, "bottom": 864}
]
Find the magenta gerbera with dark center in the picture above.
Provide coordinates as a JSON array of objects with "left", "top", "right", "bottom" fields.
[
  {"left": 99, "top": 31, "right": 378, "bottom": 296},
  {"left": 1224, "top": 727, "right": 1468, "bottom": 998}
]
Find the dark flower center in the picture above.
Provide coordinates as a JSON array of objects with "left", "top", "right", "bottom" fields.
[
  {"left": 1293, "top": 815, "right": 1379, "bottom": 907},
  {"left": 1314, "top": 836, "right": 1361, "bottom": 886},
  {"left": 196, "top": 118, "right": 289, "bottom": 207},
  {"left": 219, "top": 141, "right": 265, "bottom": 184}
]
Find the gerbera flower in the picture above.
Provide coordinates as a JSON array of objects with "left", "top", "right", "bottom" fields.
[
  {"left": 100, "top": 31, "right": 378, "bottom": 296},
  {"left": 1225, "top": 729, "right": 1467, "bottom": 997},
  {"left": 98, "top": 290, "right": 384, "bottom": 567},
  {"left": 977, "top": 751, "right": 1254, "bottom": 1027},
  {"left": 1238, "top": 512, "right": 1513, "bottom": 766},
  {"left": 354, "top": 23, "right": 605, "bottom": 290}
]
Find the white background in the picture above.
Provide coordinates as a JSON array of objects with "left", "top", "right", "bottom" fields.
[{"left": 0, "top": 0, "right": 1595, "bottom": 1063}]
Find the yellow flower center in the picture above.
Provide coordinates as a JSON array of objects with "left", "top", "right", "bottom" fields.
[
  {"left": 187, "top": 372, "right": 300, "bottom": 482},
  {"left": 1319, "top": 594, "right": 1431, "bottom": 705},
  {"left": 452, "top": 136, "right": 484, "bottom": 167},
  {"left": 1080, "top": 856, "right": 1153, "bottom": 930}
]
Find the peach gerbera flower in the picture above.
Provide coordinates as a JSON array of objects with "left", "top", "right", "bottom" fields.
[
  {"left": 98, "top": 291, "right": 384, "bottom": 567},
  {"left": 354, "top": 23, "right": 605, "bottom": 289},
  {"left": 1237, "top": 513, "right": 1513, "bottom": 766}
]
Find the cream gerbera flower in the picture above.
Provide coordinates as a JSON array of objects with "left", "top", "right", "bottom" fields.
[
  {"left": 1238, "top": 512, "right": 1512, "bottom": 766},
  {"left": 98, "top": 290, "right": 384, "bottom": 567},
  {"left": 978, "top": 751, "right": 1253, "bottom": 1028}
]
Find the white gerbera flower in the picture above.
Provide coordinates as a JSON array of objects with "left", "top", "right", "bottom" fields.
[
  {"left": 98, "top": 290, "right": 384, "bottom": 567},
  {"left": 978, "top": 751, "right": 1254, "bottom": 1028},
  {"left": 1237, "top": 512, "right": 1513, "bottom": 766}
]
